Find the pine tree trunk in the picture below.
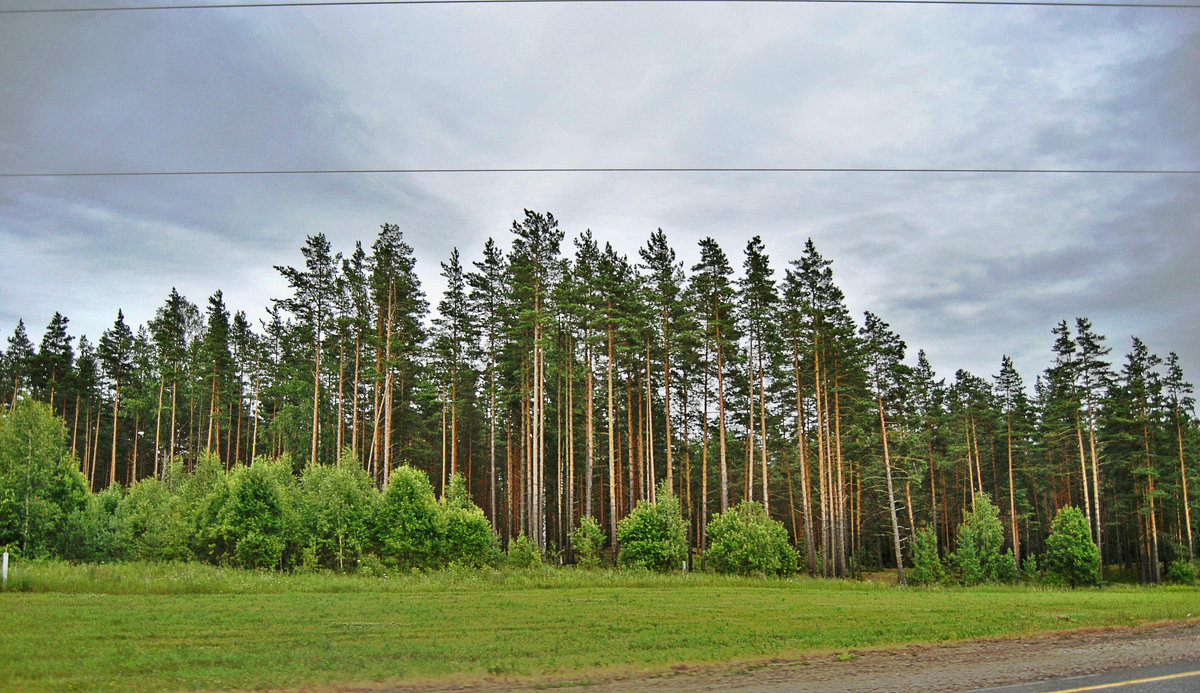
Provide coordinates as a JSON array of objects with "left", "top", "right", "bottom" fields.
[
  {"left": 794, "top": 339, "right": 816, "bottom": 575},
  {"left": 153, "top": 375, "right": 164, "bottom": 479},
  {"left": 109, "top": 378, "right": 121, "bottom": 487},
  {"left": 1178, "top": 416, "right": 1194, "bottom": 562},
  {"left": 1007, "top": 417, "right": 1020, "bottom": 566},
  {"left": 585, "top": 344, "right": 594, "bottom": 519},
  {"left": 716, "top": 321, "right": 728, "bottom": 513},
  {"left": 646, "top": 339, "right": 655, "bottom": 502},
  {"left": 1075, "top": 413, "right": 1093, "bottom": 540},
  {"left": 834, "top": 374, "right": 847, "bottom": 577},
  {"left": 71, "top": 394, "right": 81, "bottom": 460},
  {"left": 758, "top": 338, "right": 769, "bottom": 514},
  {"left": 489, "top": 342, "right": 497, "bottom": 528},
  {"left": 607, "top": 319, "right": 617, "bottom": 551},
  {"left": 352, "top": 332, "right": 361, "bottom": 462},
  {"left": 662, "top": 309, "right": 673, "bottom": 493},
  {"left": 878, "top": 395, "right": 906, "bottom": 585},
  {"left": 701, "top": 339, "right": 710, "bottom": 557},
  {"left": 336, "top": 338, "right": 345, "bottom": 460}
]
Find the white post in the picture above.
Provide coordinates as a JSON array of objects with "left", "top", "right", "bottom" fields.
[{"left": 2, "top": 551, "right": 8, "bottom": 588}]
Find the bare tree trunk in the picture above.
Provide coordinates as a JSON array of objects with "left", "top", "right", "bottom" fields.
[
  {"left": 352, "top": 332, "right": 361, "bottom": 462},
  {"left": 701, "top": 338, "right": 710, "bottom": 556},
  {"left": 489, "top": 341, "right": 497, "bottom": 528},
  {"left": 585, "top": 344, "right": 595, "bottom": 519},
  {"left": 109, "top": 378, "right": 121, "bottom": 487},
  {"left": 834, "top": 374, "right": 847, "bottom": 577},
  {"left": 153, "top": 375, "right": 164, "bottom": 479},
  {"left": 716, "top": 320, "right": 728, "bottom": 513},
  {"left": 758, "top": 337, "right": 769, "bottom": 514},
  {"left": 250, "top": 359, "right": 261, "bottom": 465},
  {"left": 1075, "top": 413, "right": 1093, "bottom": 540},
  {"left": 646, "top": 339, "right": 655, "bottom": 502},
  {"left": 795, "top": 339, "right": 816, "bottom": 575},
  {"left": 878, "top": 395, "right": 906, "bottom": 585},
  {"left": 662, "top": 309, "right": 673, "bottom": 494},
  {"left": 607, "top": 320, "right": 618, "bottom": 550},
  {"left": 1178, "top": 416, "right": 1195, "bottom": 562},
  {"left": 1007, "top": 417, "right": 1020, "bottom": 566},
  {"left": 336, "top": 338, "right": 345, "bottom": 460}
]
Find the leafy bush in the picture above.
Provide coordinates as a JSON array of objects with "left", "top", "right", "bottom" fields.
[
  {"left": 704, "top": 501, "right": 796, "bottom": 577},
  {"left": 374, "top": 466, "right": 443, "bottom": 570},
  {"left": 226, "top": 461, "right": 292, "bottom": 569},
  {"left": 59, "top": 486, "right": 127, "bottom": 562},
  {"left": 120, "top": 478, "right": 192, "bottom": 562},
  {"left": 1044, "top": 505, "right": 1100, "bottom": 587},
  {"left": 950, "top": 493, "right": 1017, "bottom": 584},
  {"left": 617, "top": 481, "right": 687, "bottom": 572},
  {"left": 299, "top": 460, "right": 376, "bottom": 571},
  {"left": 440, "top": 473, "right": 498, "bottom": 568},
  {"left": 505, "top": 534, "right": 543, "bottom": 569},
  {"left": 0, "top": 400, "right": 89, "bottom": 557},
  {"left": 1165, "top": 559, "right": 1198, "bottom": 586},
  {"left": 908, "top": 526, "right": 944, "bottom": 585},
  {"left": 569, "top": 515, "right": 605, "bottom": 568},
  {"left": 1021, "top": 553, "right": 1043, "bottom": 584}
]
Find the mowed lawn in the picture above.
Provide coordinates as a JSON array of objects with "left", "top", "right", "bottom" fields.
[{"left": 2, "top": 562, "right": 1197, "bottom": 692}]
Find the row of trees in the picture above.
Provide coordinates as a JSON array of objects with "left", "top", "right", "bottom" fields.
[{"left": 2, "top": 215, "right": 1197, "bottom": 582}]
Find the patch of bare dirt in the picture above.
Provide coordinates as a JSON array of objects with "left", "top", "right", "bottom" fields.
[{"left": 289, "top": 620, "right": 1200, "bottom": 693}]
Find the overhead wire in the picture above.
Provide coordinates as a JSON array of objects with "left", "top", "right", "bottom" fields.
[
  {"left": 3, "top": 0, "right": 1200, "bottom": 13},
  {"left": 2, "top": 167, "right": 1199, "bottom": 177}
]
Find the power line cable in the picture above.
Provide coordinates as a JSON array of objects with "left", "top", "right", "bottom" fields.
[
  {"left": 3, "top": 166, "right": 1199, "bottom": 177},
  {"left": 4, "top": 0, "right": 1200, "bottom": 13}
]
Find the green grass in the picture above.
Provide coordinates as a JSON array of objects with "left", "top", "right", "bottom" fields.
[{"left": 2, "top": 560, "right": 1197, "bottom": 692}]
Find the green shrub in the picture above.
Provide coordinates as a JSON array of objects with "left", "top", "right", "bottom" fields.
[
  {"left": 950, "top": 493, "right": 1016, "bottom": 584},
  {"left": 1022, "top": 553, "right": 1043, "bottom": 584},
  {"left": 374, "top": 466, "right": 443, "bottom": 570},
  {"left": 704, "top": 501, "right": 796, "bottom": 577},
  {"left": 225, "top": 462, "right": 291, "bottom": 569},
  {"left": 1044, "top": 505, "right": 1100, "bottom": 587},
  {"left": 440, "top": 473, "right": 498, "bottom": 568},
  {"left": 505, "top": 534, "right": 543, "bottom": 569},
  {"left": 569, "top": 516, "right": 604, "bottom": 568},
  {"left": 299, "top": 460, "right": 377, "bottom": 571},
  {"left": 908, "top": 526, "right": 944, "bottom": 585},
  {"left": 120, "top": 478, "right": 192, "bottom": 562},
  {"left": 59, "top": 486, "right": 127, "bottom": 562},
  {"left": 1165, "top": 559, "right": 1198, "bottom": 586},
  {"left": 0, "top": 399, "right": 89, "bottom": 557},
  {"left": 617, "top": 481, "right": 687, "bottom": 572}
]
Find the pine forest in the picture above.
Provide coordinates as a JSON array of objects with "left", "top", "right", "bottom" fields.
[{"left": 2, "top": 214, "right": 1196, "bottom": 585}]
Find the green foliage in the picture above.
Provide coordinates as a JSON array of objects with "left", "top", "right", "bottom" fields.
[
  {"left": 226, "top": 461, "right": 292, "bottom": 569},
  {"left": 440, "top": 473, "right": 498, "bottom": 568},
  {"left": 704, "top": 501, "right": 797, "bottom": 577},
  {"left": 0, "top": 399, "right": 88, "bottom": 557},
  {"left": 505, "top": 534, "right": 543, "bottom": 569},
  {"left": 949, "top": 493, "right": 1016, "bottom": 585},
  {"left": 121, "top": 478, "right": 193, "bottom": 562},
  {"left": 59, "top": 486, "right": 126, "bottom": 562},
  {"left": 1044, "top": 505, "right": 1100, "bottom": 587},
  {"left": 908, "top": 526, "right": 945, "bottom": 585},
  {"left": 298, "top": 460, "right": 376, "bottom": 571},
  {"left": 374, "top": 466, "right": 443, "bottom": 570},
  {"left": 1165, "top": 559, "right": 1197, "bottom": 585},
  {"left": 617, "top": 481, "right": 687, "bottom": 572},
  {"left": 569, "top": 515, "right": 604, "bottom": 568}
]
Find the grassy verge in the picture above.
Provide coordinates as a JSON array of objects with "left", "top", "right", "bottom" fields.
[{"left": 2, "top": 560, "right": 1197, "bottom": 692}]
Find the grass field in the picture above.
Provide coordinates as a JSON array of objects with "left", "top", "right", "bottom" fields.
[{"left": 2, "top": 561, "right": 1197, "bottom": 692}]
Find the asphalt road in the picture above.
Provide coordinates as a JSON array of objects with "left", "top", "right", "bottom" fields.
[{"left": 963, "top": 660, "right": 1200, "bottom": 693}]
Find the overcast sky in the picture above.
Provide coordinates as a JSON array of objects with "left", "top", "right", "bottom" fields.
[{"left": 2, "top": 0, "right": 1198, "bottom": 388}]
